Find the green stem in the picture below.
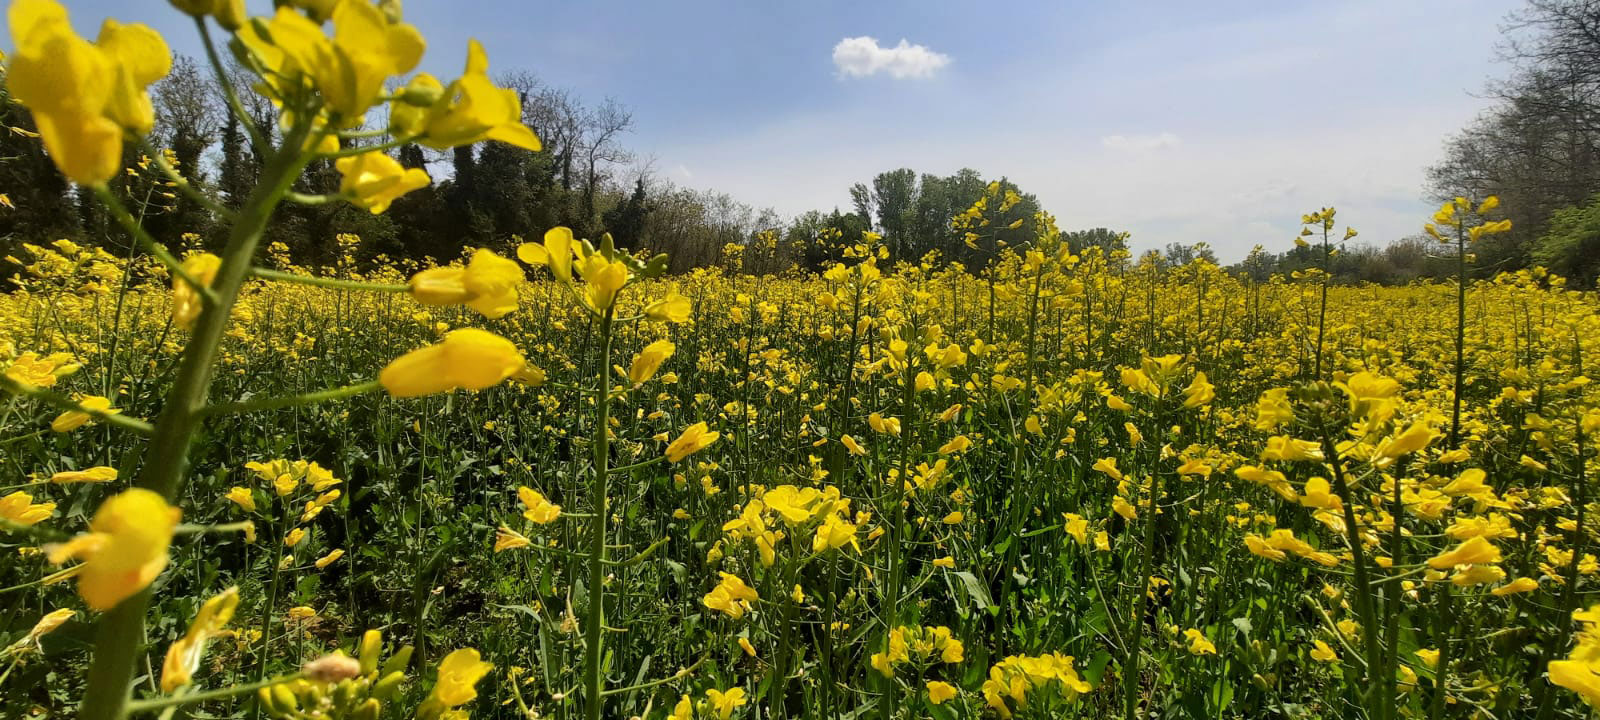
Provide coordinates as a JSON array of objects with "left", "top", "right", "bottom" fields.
[
  {"left": 124, "top": 674, "right": 302, "bottom": 714},
  {"left": 0, "top": 375, "right": 155, "bottom": 435},
  {"left": 200, "top": 381, "right": 381, "bottom": 417},
  {"left": 582, "top": 309, "right": 615, "bottom": 720},
  {"left": 77, "top": 123, "right": 312, "bottom": 720},
  {"left": 248, "top": 268, "right": 409, "bottom": 294},
  {"left": 91, "top": 186, "right": 212, "bottom": 302}
]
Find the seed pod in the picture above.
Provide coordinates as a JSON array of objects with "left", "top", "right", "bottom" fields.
[
  {"left": 352, "top": 698, "right": 382, "bottom": 720},
  {"left": 271, "top": 684, "right": 299, "bottom": 714},
  {"left": 358, "top": 630, "right": 383, "bottom": 676},
  {"left": 371, "top": 671, "right": 406, "bottom": 701},
  {"left": 256, "top": 687, "right": 282, "bottom": 718},
  {"left": 380, "top": 645, "right": 414, "bottom": 676}
]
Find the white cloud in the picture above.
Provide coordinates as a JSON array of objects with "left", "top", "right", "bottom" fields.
[
  {"left": 831, "top": 36, "right": 951, "bottom": 79},
  {"left": 1101, "top": 133, "right": 1182, "bottom": 152}
]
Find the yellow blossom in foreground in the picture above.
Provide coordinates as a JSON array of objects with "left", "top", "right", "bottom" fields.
[
  {"left": 6, "top": 0, "right": 171, "bottom": 184},
  {"left": 705, "top": 687, "right": 747, "bottom": 720},
  {"left": 1310, "top": 640, "right": 1338, "bottom": 663},
  {"left": 1, "top": 491, "right": 55, "bottom": 526},
  {"left": 927, "top": 680, "right": 957, "bottom": 705},
  {"left": 160, "top": 586, "right": 239, "bottom": 692},
  {"left": 336, "top": 151, "right": 431, "bottom": 214},
  {"left": 379, "top": 328, "right": 526, "bottom": 398},
  {"left": 408, "top": 249, "right": 523, "bottom": 319},
  {"left": 517, "top": 487, "right": 561, "bottom": 524},
  {"left": 172, "top": 253, "right": 221, "bottom": 330},
  {"left": 46, "top": 488, "right": 179, "bottom": 610},
  {"left": 419, "top": 647, "right": 493, "bottom": 718},
  {"left": 628, "top": 339, "right": 675, "bottom": 386},
  {"left": 493, "top": 525, "right": 530, "bottom": 552},
  {"left": 50, "top": 466, "right": 117, "bottom": 484},
  {"left": 411, "top": 39, "right": 541, "bottom": 152},
  {"left": 50, "top": 394, "right": 117, "bottom": 432}
]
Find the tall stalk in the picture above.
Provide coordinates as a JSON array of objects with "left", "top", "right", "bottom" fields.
[
  {"left": 78, "top": 124, "right": 311, "bottom": 720},
  {"left": 582, "top": 310, "right": 615, "bottom": 720}
]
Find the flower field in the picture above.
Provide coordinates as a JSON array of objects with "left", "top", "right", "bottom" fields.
[{"left": 1, "top": 1, "right": 1599, "bottom": 719}]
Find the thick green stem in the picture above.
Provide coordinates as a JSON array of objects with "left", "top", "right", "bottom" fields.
[
  {"left": 78, "top": 127, "right": 311, "bottom": 720},
  {"left": 1123, "top": 457, "right": 1165, "bottom": 719},
  {"left": 583, "top": 310, "right": 615, "bottom": 720}
]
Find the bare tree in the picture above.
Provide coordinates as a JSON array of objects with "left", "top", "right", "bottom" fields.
[{"left": 578, "top": 98, "right": 634, "bottom": 232}]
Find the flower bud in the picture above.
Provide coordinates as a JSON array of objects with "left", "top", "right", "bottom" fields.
[
  {"left": 358, "top": 629, "right": 383, "bottom": 676},
  {"left": 303, "top": 653, "right": 362, "bottom": 684}
]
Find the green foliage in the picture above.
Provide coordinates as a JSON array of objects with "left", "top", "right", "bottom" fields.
[{"left": 1532, "top": 193, "right": 1600, "bottom": 287}]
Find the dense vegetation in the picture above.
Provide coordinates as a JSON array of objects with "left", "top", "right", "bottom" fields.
[{"left": 1, "top": 2, "right": 1598, "bottom": 720}]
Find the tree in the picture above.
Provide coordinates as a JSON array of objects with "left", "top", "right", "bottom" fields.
[
  {"left": 149, "top": 56, "right": 222, "bottom": 242},
  {"left": 602, "top": 176, "right": 651, "bottom": 250},
  {"left": 1533, "top": 192, "right": 1600, "bottom": 285}
]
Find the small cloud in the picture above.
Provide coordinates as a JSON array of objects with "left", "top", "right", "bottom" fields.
[
  {"left": 1101, "top": 132, "right": 1182, "bottom": 152},
  {"left": 676, "top": 164, "right": 694, "bottom": 180},
  {"left": 832, "top": 36, "right": 951, "bottom": 79}
]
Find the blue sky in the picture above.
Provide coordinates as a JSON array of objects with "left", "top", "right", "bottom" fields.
[{"left": 7, "top": 0, "right": 1520, "bottom": 261}]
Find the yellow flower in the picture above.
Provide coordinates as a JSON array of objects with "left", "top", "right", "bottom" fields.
[
  {"left": 702, "top": 572, "right": 759, "bottom": 619},
  {"left": 1549, "top": 659, "right": 1600, "bottom": 706},
  {"left": 666, "top": 422, "right": 720, "bottom": 463},
  {"left": 669, "top": 695, "right": 693, "bottom": 720},
  {"left": 379, "top": 329, "right": 526, "bottom": 398},
  {"left": 415, "top": 39, "right": 541, "bottom": 151},
  {"left": 840, "top": 434, "right": 867, "bottom": 456},
  {"left": 1426, "top": 536, "right": 1501, "bottom": 569},
  {"left": 6, "top": 0, "right": 170, "bottom": 184},
  {"left": 314, "top": 549, "right": 344, "bottom": 569},
  {"left": 628, "top": 339, "right": 675, "bottom": 386},
  {"left": 284, "top": 528, "right": 305, "bottom": 547},
  {"left": 225, "top": 487, "right": 256, "bottom": 512},
  {"left": 645, "top": 290, "right": 693, "bottom": 323},
  {"left": 288, "top": 0, "right": 423, "bottom": 122},
  {"left": 172, "top": 253, "right": 221, "bottom": 330},
  {"left": 160, "top": 586, "right": 239, "bottom": 692},
  {"left": 1309, "top": 639, "right": 1338, "bottom": 663},
  {"left": 738, "top": 636, "right": 756, "bottom": 657},
  {"left": 1416, "top": 648, "right": 1439, "bottom": 668},
  {"left": 517, "top": 487, "right": 561, "bottom": 524},
  {"left": 10, "top": 608, "right": 74, "bottom": 652},
  {"left": 1491, "top": 577, "right": 1539, "bottom": 596},
  {"left": 933, "top": 555, "right": 955, "bottom": 568},
  {"left": 1062, "top": 513, "right": 1088, "bottom": 545},
  {"left": 705, "top": 687, "right": 747, "bottom": 720},
  {"left": 1, "top": 491, "right": 55, "bottom": 526},
  {"left": 517, "top": 226, "right": 573, "bottom": 284},
  {"left": 50, "top": 394, "right": 117, "bottom": 432},
  {"left": 813, "top": 513, "right": 859, "bottom": 553},
  {"left": 424, "top": 648, "right": 494, "bottom": 709},
  {"left": 493, "top": 525, "right": 530, "bottom": 552},
  {"left": 938, "top": 435, "right": 972, "bottom": 455},
  {"left": 927, "top": 680, "right": 957, "bottom": 705},
  {"left": 578, "top": 254, "right": 630, "bottom": 311},
  {"left": 335, "top": 151, "right": 431, "bottom": 214},
  {"left": 49, "top": 466, "right": 117, "bottom": 484},
  {"left": 408, "top": 249, "right": 523, "bottom": 319},
  {"left": 942, "top": 510, "right": 964, "bottom": 525},
  {"left": 1183, "top": 628, "right": 1216, "bottom": 656},
  {"left": 46, "top": 488, "right": 180, "bottom": 610}
]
